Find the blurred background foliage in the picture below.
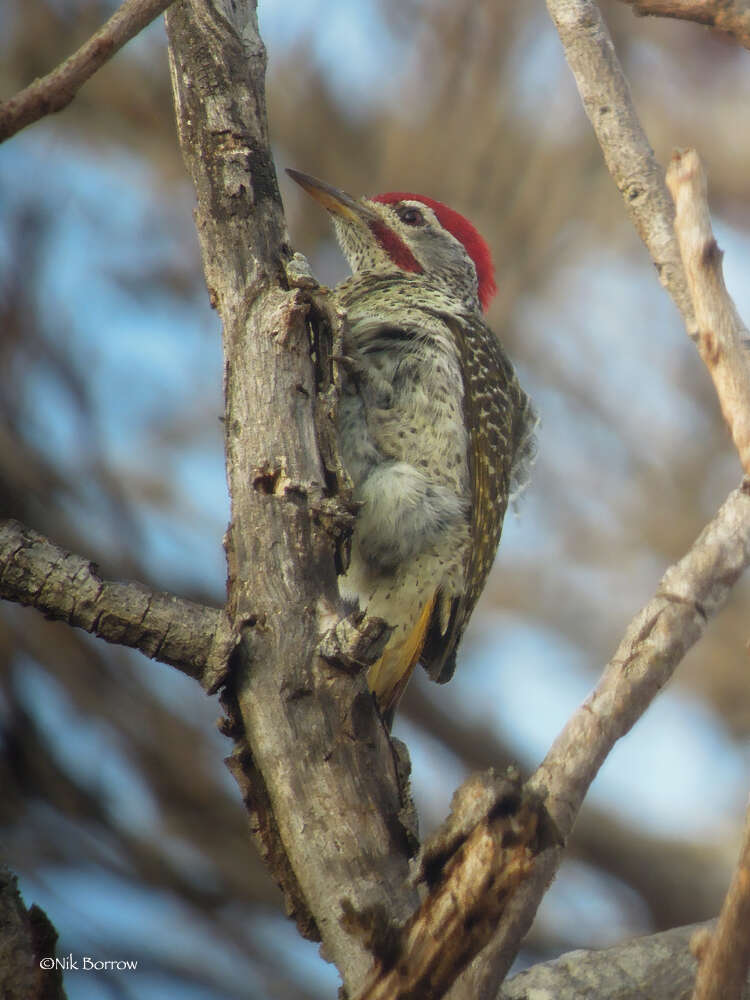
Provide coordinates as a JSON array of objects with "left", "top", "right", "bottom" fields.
[{"left": 1, "top": 1, "right": 749, "bottom": 997}]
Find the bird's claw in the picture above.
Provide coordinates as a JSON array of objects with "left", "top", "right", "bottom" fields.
[
  {"left": 284, "top": 252, "right": 319, "bottom": 290},
  {"left": 334, "top": 354, "right": 393, "bottom": 406},
  {"left": 332, "top": 353, "right": 366, "bottom": 379}
]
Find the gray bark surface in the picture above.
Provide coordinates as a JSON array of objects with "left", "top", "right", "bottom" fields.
[{"left": 500, "top": 921, "right": 750, "bottom": 1000}]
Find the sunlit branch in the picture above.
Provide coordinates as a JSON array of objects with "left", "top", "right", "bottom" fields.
[
  {"left": 533, "top": 482, "right": 750, "bottom": 829},
  {"left": 0, "top": 518, "right": 234, "bottom": 691},
  {"left": 0, "top": 0, "right": 174, "bottom": 144},
  {"left": 543, "top": 0, "right": 696, "bottom": 335},
  {"left": 459, "top": 481, "right": 750, "bottom": 996},
  {"left": 619, "top": 0, "right": 750, "bottom": 50},
  {"left": 666, "top": 148, "right": 750, "bottom": 477}
]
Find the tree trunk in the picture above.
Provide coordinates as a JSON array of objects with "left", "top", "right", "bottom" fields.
[{"left": 164, "top": 0, "right": 420, "bottom": 991}]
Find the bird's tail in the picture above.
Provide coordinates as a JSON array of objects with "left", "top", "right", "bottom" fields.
[{"left": 367, "top": 591, "right": 436, "bottom": 720}]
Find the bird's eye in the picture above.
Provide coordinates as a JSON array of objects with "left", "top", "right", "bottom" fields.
[{"left": 399, "top": 206, "right": 423, "bottom": 226}]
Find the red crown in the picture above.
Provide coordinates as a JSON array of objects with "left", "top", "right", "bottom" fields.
[{"left": 372, "top": 193, "right": 497, "bottom": 312}]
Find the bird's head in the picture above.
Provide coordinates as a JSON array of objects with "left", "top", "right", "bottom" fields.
[{"left": 286, "top": 169, "right": 496, "bottom": 313}]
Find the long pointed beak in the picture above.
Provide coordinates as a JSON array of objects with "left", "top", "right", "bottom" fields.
[{"left": 286, "top": 168, "right": 374, "bottom": 223}]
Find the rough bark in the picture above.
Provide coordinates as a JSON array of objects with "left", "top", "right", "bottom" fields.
[
  {"left": 353, "top": 772, "right": 555, "bottom": 1000},
  {"left": 164, "top": 0, "right": 419, "bottom": 991},
  {"left": 0, "top": 867, "right": 66, "bottom": 1000},
  {"left": 0, "top": 518, "right": 234, "bottom": 690},
  {"left": 2, "top": 1, "right": 749, "bottom": 996},
  {"left": 404, "top": 686, "right": 733, "bottom": 932}
]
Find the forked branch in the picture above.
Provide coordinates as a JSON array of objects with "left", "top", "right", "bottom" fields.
[
  {"left": 354, "top": 482, "right": 750, "bottom": 1000},
  {"left": 457, "top": 482, "right": 750, "bottom": 997},
  {"left": 454, "top": 5, "right": 750, "bottom": 996}
]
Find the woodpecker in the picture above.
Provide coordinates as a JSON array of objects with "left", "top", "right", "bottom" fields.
[{"left": 287, "top": 169, "right": 537, "bottom": 719}]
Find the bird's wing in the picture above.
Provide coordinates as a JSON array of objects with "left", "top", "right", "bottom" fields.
[{"left": 421, "top": 313, "right": 536, "bottom": 684}]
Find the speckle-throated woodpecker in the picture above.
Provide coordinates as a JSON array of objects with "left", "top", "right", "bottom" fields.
[{"left": 288, "top": 169, "right": 537, "bottom": 718}]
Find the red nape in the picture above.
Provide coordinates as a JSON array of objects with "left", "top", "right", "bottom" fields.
[
  {"left": 368, "top": 219, "right": 424, "bottom": 275},
  {"left": 373, "top": 192, "right": 497, "bottom": 312}
]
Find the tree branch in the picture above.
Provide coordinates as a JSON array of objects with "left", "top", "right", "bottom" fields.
[
  {"left": 500, "top": 919, "right": 749, "bottom": 1000},
  {"left": 619, "top": 0, "right": 750, "bottom": 49},
  {"left": 534, "top": 482, "right": 750, "bottom": 832},
  {"left": 691, "top": 799, "right": 750, "bottom": 1000},
  {"left": 405, "top": 683, "right": 732, "bottom": 932},
  {"left": 460, "top": 481, "right": 750, "bottom": 997},
  {"left": 666, "top": 148, "right": 750, "bottom": 476},
  {"left": 544, "top": 0, "right": 696, "bottom": 335},
  {"left": 0, "top": 0, "right": 174, "bottom": 144},
  {"left": 0, "top": 518, "right": 235, "bottom": 691}
]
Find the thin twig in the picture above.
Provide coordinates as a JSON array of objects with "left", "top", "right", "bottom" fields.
[
  {"left": 620, "top": 0, "right": 750, "bottom": 49},
  {"left": 691, "top": 799, "right": 750, "bottom": 1000},
  {"left": 0, "top": 0, "right": 174, "bottom": 144},
  {"left": 666, "top": 148, "right": 750, "bottom": 476},
  {"left": 0, "top": 518, "right": 234, "bottom": 690}
]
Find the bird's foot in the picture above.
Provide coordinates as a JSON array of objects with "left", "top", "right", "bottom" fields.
[
  {"left": 332, "top": 353, "right": 393, "bottom": 406},
  {"left": 284, "top": 252, "right": 320, "bottom": 290}
]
